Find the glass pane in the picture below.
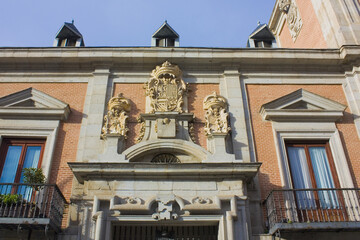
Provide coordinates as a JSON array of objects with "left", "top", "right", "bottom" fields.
[
  {"left": 19, "top": 146, "right": 41, "bottom": 183},
  {"left": 0, "top": 146, "right": 22, "bottom": 194},
  {"left": 309, "top": 147, "right": 339, "bottom": 208},
  {"left": 287, "top": 147, "right": 316, "bottom": 209},
  {"left": 18, "top": 146, "right": 41, "bottom": 200}
]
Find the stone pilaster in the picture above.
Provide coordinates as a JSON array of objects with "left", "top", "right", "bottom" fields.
[
  {"left": 76, "top": 67, "right": 111, "bottom": 162},
  {"left": 220, "top": 69, "right": 251, "bottom": 161}
]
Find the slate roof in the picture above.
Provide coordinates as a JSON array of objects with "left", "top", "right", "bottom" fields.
[
  {"left": 56, "top": 22, "right": 83, "bottom": 39},
  {"left": 248, "top": 24, "right": 275, "bottom": 40},
  {"left": 152, "top": 21, "right": 179, "bottom": 38}
]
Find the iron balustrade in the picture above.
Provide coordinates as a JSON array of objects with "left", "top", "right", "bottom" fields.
[
  {"left": 264, "top": 188, "right": 360, "bottom": 231},
  {"left": 0, "top": 183, "right": 67, "bottom": 230}
]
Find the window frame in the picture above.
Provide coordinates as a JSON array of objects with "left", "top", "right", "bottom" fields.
[
  {"left": 0, "top": 138, "right": 46, "bottom": 184},
  {"left": 272, "top": 122, "right": 355, "bottom": 190},
  {"left": 285, "top": 141, "right": 341, "bottom": 190}
]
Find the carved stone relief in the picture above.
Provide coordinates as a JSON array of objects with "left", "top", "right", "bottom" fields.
[
  {"left": 192, "top": 197, "right": 212, "bottom": 205},
  {"left": 136, "top": 116, "right": 145, "bottom": 143},
  {"left": 145, "top": 61, "right": 187, "bottom": 113},
  {"left": 101, "top": 93, "right": 131, "bottom": 139},
  {"left": 152, "top": 196, "right": 179, "bottom": 221},
  {"left": 203, "top": 92, "right": 231, "bottom": 136},
  {"left": 279, "top": 0, "right": 291, "bottom": 13},
  {"left": 279, "top": 0, "right": 302, "bottom": 41},
  {"left": 151, "top": 153, "right": 181, "bottom": 163}
]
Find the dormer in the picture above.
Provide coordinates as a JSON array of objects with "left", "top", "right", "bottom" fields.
[
  {"left": 151, "top": 21, "right": 179, "bottom": 47},
  {"left": 53, "top": 21, "right": 85, "bottom": 47},
  {"left": 247, "top": 23, "right": 277, "bottom": 48}
]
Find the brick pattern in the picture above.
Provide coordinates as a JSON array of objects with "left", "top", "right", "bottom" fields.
[
  {"left": 246, "top": 84, "right": 360, "bottom": 201},
  {"left": 0, "top": 83, "right": 87, "bottom": 202},
  {"left": 113, "top": 83, "right": 219, "bottom": 149},
  {"left": 278, "top": 0, "right": 327, "bottom": 48}
]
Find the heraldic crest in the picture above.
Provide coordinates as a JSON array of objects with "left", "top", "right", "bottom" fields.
[{"left": 145, "top": 61, "right": 187, "bottom": 113}]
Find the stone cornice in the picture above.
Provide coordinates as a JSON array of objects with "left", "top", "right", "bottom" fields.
[
  {"left": 68, "top": 162, "right": 262, "bottom": 184},
  {"left": 0, "top": 46, "right": 358, "bottom": 71}
]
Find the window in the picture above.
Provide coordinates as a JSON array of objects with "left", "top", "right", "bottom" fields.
[
  {"left": 286, "top": 141, "right": 340, "bottom": 209},
  {"left": 0, "top": 139, "right": 45, "bottom": 194}
]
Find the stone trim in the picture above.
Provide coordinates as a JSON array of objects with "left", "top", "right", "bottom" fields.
[
  {"left": 0, "top": 88, "right": 70, "bottom": 120},
  {"left": 68, "top": 162, "right": 261, "bottom": 184},
  {"left": 272, "top": 122, "right": 355, "bottom": 189},
  {"left": 260, "top": 89, "right": 346, "bottom": 122},
  {"left": 0, "top": 120, "right": 60, "bottom": 182}
]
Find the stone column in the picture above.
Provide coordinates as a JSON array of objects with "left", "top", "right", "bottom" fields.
[
  {"left": 76, "top": 67, "right": 111, "bottom": 162},
  {"left": 220, "top": 69, "right": 250, "bottom": 161}
]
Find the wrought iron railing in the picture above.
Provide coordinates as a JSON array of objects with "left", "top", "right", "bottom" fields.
[
  {"left": 264, "top": 188, "right": 360, "bottom": 231},
  {"left": 0, "top": 183, "right": 67, "bottom": 229}
]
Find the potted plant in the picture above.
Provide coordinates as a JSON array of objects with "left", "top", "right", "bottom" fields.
[
  {"left": 22, "top": 168, "right": 46, "bottom": 217},
  {"left": 0, "top": 193, "right": 22, "bottom": 217}
]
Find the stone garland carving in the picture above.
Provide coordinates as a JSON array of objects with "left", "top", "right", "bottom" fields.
[
  {"left": 203, "top": 92, "right": 231, "bottom": 136},
  {"left": 135, "top": 116, "right": 145, "bottom": 143},
  {"left": 145, "top": 61, "right": 187, "bottom": 113},
  {"left": 279, "top": 0, "right": 302, "bottom": 42},
  {"left": 151, "top": 153, "right": 180, "bottom": 163},
  {"left": 101, "top": 93, "right": 131, "bottom": 139}
]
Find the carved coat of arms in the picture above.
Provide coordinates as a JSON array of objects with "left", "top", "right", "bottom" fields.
[{"left": 145, "top": 61, "right": 187, "bottom": 113}]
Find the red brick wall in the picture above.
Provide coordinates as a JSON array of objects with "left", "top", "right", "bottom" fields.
[
  {"left": 246, "top": 84, "right": 360, "bottom": 200},
  {"left": 0, "top": 83, "right": 87, "bottom": 201},
  {"left": 113, "top": 83, "right": 219, "bottom": 149},
  {"left": 278, "top": 0, "right": 327, "bottom": 48}
]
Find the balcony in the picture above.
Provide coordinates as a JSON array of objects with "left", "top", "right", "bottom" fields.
[
  {"left": 0, "top": 183, "right": 67, "bottom": 233},
  {"left": 264, "top": 188, "right": 360, "bottom": 235}
]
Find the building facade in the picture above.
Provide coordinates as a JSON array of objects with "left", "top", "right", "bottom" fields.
[{"left": 0, "top": 0, "right": 360, "bottom": 239}]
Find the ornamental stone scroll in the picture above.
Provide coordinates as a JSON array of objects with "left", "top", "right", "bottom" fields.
[
  {"left": 101, "top": 93, "right": 131, "bottom": 139},
  {"left": 203, "top": 92, "right": 231, "bottom": 136},
  {"left": 145, "top": 61, "right": 187, "bottom": 113},
  {"left": 279, "top": 0, "right": 302, "bottom": 42}
]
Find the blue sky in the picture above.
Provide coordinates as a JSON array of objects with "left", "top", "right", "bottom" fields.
[{"left": 0, "top": 0, "right": 276, "bottom": 48}]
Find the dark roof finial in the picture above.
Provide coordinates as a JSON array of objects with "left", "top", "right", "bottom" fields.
[
  {"left": 72, "top": 19, "right": 74, "bottom": 24},
  {"left": 257, "top": 21, "right": 261, "bottom": 26}
]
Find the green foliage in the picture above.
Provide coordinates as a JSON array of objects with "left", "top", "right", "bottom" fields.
[
  {"left": 0, "top": 194, "right": 22, "bottom": 205},
  {"left": 22, "top": 168, "right": 46, "bottom": 185}
]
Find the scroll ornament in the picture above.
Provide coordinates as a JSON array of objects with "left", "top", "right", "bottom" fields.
[
  {"left": 278, "top": 0, "right": 302, "bottom": 41},
  {"left": 145, "top": 61, "right": 187, "bottom": 113},
  {"left": 203, "top": 92, "right": 231, "bottom": 136},
  {"left": 278, "top": 0, "right": 291, "bottom": 13},
  {"left": 101, "top": 93, "right": 131, "bottom": 139}
]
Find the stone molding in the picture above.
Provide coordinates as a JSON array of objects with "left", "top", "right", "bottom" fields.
[
  {"left": 68, "top": 162, "right": 261, "bottom": 184},
  {"left": 123, "top": 139, "right": 211, "bottom": 162},
  {"left": 0, "top": 87, "right": 70, "bottom": 120},
  {"left": 260, "top": 89, "right": 346, "bottom": 122}
]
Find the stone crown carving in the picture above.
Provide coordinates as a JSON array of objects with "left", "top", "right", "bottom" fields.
[
  {"left": 145, "top": 61, "right": 187, "bottom": 113},
  {"left": 101, "top": 93, "right": 131, "bottom": 139},
  {"left": 203, "top": 92, "right": 231, "bottom": 136}
]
